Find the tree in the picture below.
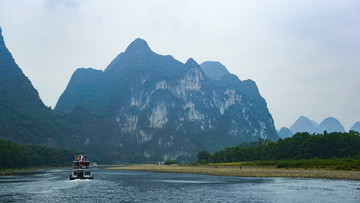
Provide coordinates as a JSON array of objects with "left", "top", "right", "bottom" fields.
[
  {"left": 197, "top": 150, "right": 211, "bottom": 163},
  {"left": 199, "top": 131, "right": 360, "bottom": 164}
]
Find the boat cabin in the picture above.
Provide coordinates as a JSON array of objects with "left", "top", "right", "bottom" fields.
[{"left": 70, "top": 155, "right": 93, "bottom": 180}]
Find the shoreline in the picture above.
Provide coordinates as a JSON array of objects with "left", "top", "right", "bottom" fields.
[
  {"left": 0, "top": 166, "right": 64, "bottom": 176},
  {"left": 104, "top": 164, "right": 360, "bottom": 180}
]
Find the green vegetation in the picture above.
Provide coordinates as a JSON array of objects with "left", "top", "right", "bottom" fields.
[
  {"left": 0, "top": 139, "right": 79, "bottom": 170},
  {"left": 164, "top": 160, "right": 179, "bottom": 165},
  {"left": 205, "top": 158, "right": 360, "bottom": 170},
  {"left": 1, "top": 28, "right": 279, "bottom": 164},
  {"left": 197, "top": 131, "right": 360, "bottom": 170}
]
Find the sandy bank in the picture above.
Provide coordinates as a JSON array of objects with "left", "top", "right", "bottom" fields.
[{"left": 104, "top": 164, "right": 360, "bottom": 180}]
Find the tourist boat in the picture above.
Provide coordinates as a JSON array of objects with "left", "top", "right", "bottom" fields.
[{"left": 69, "top": 155, "right": 94, "bottom": 180}]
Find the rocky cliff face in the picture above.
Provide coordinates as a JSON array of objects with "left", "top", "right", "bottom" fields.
[{"left": 56, "top": 38, "right": 279, "bottom": 162}]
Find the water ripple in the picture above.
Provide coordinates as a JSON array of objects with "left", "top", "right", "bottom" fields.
[{"left": 0, "top": 168, "right": 359, "bottom": 202}]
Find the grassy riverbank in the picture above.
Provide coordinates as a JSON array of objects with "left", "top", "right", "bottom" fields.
[
  {"left": 105, "top": 164, "right": 360, "bottom": 180},
  {"left": 0, "top": 166, "right": 64, "bottom": 176},
  {"left": 208, "top": 158, "right": 360, "bottom": 170}
]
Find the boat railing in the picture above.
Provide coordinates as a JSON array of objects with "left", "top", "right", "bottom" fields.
[{"left": 72, "top": 166, "right": 91, "bottom": 169}]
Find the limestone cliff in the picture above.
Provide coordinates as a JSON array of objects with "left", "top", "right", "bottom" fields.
[{"left": 55, "top": 38, "right": 279, "bottom": 162}]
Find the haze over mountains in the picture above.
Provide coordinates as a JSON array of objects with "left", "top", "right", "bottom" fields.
[
  {"left": 0, "top": 26, "right": 61, "bottom": 144},
  {"left": 278, "top": 115, "right": 359, "bottom": 139},
  {"left": 290, "top": 116, "right": 346, "bottom": 134},
  {"left": 0, "top": 26, "right": 107, "bottom": 151},
  {"left": 0, "top": 28, "right": 279, "bottom": 163},
  {"left": 351, "top": 122, "right": 360, "bottom": 133},
  {"left": 55, "top": 38, "right": 279, "bottom": 162},
  {"left": 200, "top": 61, "right": 230, "bottom": 81}
]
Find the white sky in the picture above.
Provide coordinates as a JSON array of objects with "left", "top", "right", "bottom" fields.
[{"left": 0, "top": 0, "right": 359, "bottom": 130}]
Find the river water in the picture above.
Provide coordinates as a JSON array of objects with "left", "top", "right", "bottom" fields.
[{"left": 0, "top": 168, "right": 359, "bottom": 202}]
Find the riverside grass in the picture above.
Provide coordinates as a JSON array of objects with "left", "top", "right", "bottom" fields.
[
  {"left": 104, "top": 163, "right": 360, "bottom": 180},
  {"left": 209, "top": 158, "right": 360, "bottom": 170},
  {"left": 0, "top": 166, "right": 63, "bottom": 176}
]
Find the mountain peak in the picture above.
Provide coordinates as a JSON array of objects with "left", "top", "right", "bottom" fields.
[
  {"left": 278, "top": 127, "right": 293, "bottom": 138},
  {"left": 351, "top": 121, "right": 360, "bottom": 132},
  {"left": 290, "top": 116, "right": 318, "bottom": 134},
  {"left": 124, "top": 38, "right": 153, "bottom": 55},
  {"left": 185, "top": 57, "right": 199, "bottom": 67},
  {"left": 319, "top": 117, "right": 345, "bottom": 133},
  {"left": 200, "top": 61, "right": 230, "bottom": 80}
]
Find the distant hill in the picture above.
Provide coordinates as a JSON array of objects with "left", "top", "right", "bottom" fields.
[
  {"left": 278, "top": 127, "right": 293, "bottom": 138},
  {"left": 311, "top": 120, "right": 319, "bottom": 128},
  {"left": 351, "top": 122, "right": 360, "bottom": 133},
  {"left": 290, "top": 116, "right": 318, "bottom": 134},
  {"left": 289, "top": 116, "right": 346, "bottom": 134},
  {"left": 318, "top": 117, "right": 345, "bottom": 133},
  {"left": 200, "top": 61, "right": 230, "bottom": 80}
]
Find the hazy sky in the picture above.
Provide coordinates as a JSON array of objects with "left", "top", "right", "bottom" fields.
[{"left": 0, "top": 0, "right": 359, "bottom": 130}]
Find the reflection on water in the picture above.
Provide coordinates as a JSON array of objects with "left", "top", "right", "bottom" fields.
[{"left": 0, "top": 168, "right": 359, "bottom": 202}]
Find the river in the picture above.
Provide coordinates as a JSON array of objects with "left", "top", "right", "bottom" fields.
[{"left": 0, "top": 168, "right": 359, "bottom": 202}]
